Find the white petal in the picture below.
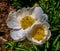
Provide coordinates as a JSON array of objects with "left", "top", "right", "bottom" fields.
[
  {"left": 10, "top": 29, "right": 26, "bottom": 41},
  {"left": 41, "top": 14, "right": 48, "bottom": 22},
  {"left": 32, "top": 7, "right": 43, "bottom": 20},
  {"left": 16, "top": 9, "right": 23, "bottom": 24},
  {"left": 28, "top": 7, "right": 34, "bottom": 15},
  {"left": 43, "top": 22, "right": 50, "bottom": 29},
  {"left": 6, "top": 11, "right": 21, "bottom": 29},
  {"left": 8, "top": 10, "right": 16, "bottom": 17},
  {"left": 32, "top": 38, "right": 43, "bottom": 45},
  {"left": 16, "top": 9, "right": 23, "bottom": 17},
  {"left": 46, "top": 30, "right": 51, "bottom": 40},
  {"left": 21, "top": 8, "right": 30, "bottom": 17}
]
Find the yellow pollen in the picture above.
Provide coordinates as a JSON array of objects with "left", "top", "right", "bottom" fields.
[
  {"left": 33, "top": 3, "right": 39, "bottom": 7},
  {"left": 33, "top": 26, "right": 45, "bottom": 40},
  {"left": 20, "top": 16, "right": 35, "bottom": 29}
]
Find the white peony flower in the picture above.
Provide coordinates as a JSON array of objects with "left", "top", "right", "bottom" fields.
[
  {"left": 26, "top": 21, "right": 51, "bottom": 45},
  {"left": 6, "top": 7, "right": 49, "bottom": 41}
]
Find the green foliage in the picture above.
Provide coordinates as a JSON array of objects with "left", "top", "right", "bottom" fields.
[
  {"left": 4, "top": 0, "right": 60, "bottom": 51},
  {"left": 4, "top": 41, "right": 15, "bottom": 51}
]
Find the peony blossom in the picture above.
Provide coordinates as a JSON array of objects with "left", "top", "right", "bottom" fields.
[{"left": 6, "top": 6, "right": 51, "bottom": 45}]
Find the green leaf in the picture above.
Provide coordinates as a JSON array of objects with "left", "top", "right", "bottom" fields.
[
  {"left": 55, "top": 42, "right": 60, "bottom": 51},
  {"left": 53, "top": 34, "right": 60, "bottom": 46}
]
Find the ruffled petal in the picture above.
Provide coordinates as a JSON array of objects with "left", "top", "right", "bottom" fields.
[
  {"left": 43, "top": 22, "right": 50, "bottom": 29},
  {"left": 32, "top": 38, "right": 43, "bottom": 45},
  {"left": 10, "top": 29, "right": 26, "bottom": 41},
  {"left": 28, "top": 7, "right": 34, "bottom": 15},
  {"left": 31, "top": 7, "right": 43, "bottom": 20},
  {"left": 41, "top": 14, "right": 48, "bottom": 22},
  {"left": 6, "top": 10, "right": 21, "bottom": 29},
  {"left": 21, "top": 8, "right": 30, "bottom": 17},
  {"left": 46, "top": 30, "right": 51, "bottom": 40}
]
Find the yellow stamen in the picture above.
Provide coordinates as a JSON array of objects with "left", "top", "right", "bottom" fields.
[
  {"left": 20, "top": 16, "right": 35, "bottom": 29},
  {"left": 33, "top": 3, "right": 39, "bottom": 7},
  {"left": 32, "top": 25, "right": 45, "bottom": 40}
]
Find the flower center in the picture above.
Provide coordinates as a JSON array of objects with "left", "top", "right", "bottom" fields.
[
  {"left": 32, "top": 25, "right": 45, "bottom": 40},
  {"left": 20, "top": 16, "right": 35, "bottom": 29}
]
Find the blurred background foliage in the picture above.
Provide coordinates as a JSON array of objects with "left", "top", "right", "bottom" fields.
[{"left": 4, "top": 0, "right": 60, "bottom": 51}]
